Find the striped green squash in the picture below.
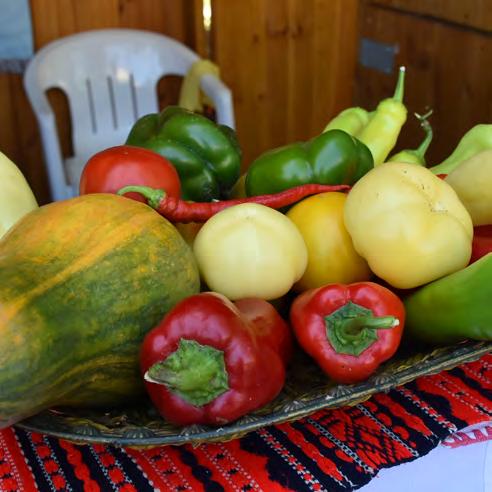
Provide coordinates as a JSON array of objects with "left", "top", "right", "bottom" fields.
[{"left": 0, "top": 193, "right": 200, "bottom": 428}]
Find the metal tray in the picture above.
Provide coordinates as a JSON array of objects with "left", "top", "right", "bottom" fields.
[{"left": 16, "top": 340, "right": 492, "bottom": 448}]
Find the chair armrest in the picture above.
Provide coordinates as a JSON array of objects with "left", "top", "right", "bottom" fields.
[{"left": 199, "top": 74, "right": 236, "bottom": 129}]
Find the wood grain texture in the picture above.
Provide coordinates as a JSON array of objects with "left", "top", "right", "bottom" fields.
[
  {"left": 356, "top": 1, "right": 492, "bottom": 166},
  {"left": 2, "top": 0, "right": 194, "bottom": 204},
  {"left": 190, "top": 0, "right": 210, "bottom": 58},
  {"left": 211, "top": 0, "right": 359, "bottom": 171},
  {"left": 372, "top": 0, "right": 492, "bottom": 32},
  {"left": 0, "top": 73, "right": 50, "bottom": 202}
]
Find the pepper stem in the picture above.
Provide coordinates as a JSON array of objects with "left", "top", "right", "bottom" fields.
[
  {"left": 341, "top": 315, "right": 398, "bottom": 335},
  {"left": 393, "top": 66, "right": 406, "bottom": 103},
  {"left": 117, "top": 185, "right": 166, "bottom": 209},
  {"left": 414, "top": 110, "right": 434, "bottom": 158},
  {"left": 144, "top": 339, "right": 229, "bottom": 407},
  {"left": 325, "top": 301, "right": 399, "bottom": 356}
]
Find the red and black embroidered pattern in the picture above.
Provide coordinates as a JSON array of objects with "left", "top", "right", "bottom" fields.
[{"left": 1, "top": 354, "right": 490, "bottom": 492}]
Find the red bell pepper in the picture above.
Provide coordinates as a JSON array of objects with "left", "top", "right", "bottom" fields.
[
  {"left": 79, "top": 145, "right": 181, "bottom": 203},
  {"left": 470, "top": 225, "right": 492, "bottom": 264},
  {"left": 290, "top": 282, "right": 405, "bottom": 384},
  {"left": 140, "top": 293, "right": 292, "bottom": 426}
]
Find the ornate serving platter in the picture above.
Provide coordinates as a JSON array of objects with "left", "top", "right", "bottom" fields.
[{"left": 17, "top": 340, "right": 491, "bottom": 447}]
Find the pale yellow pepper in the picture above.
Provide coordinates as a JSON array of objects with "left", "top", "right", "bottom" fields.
[
  {"left": 0, "top": 152, "right": 38, "bottom": 239},
  {"left": 344, "top": 162, "right": 473, "bottom": 289},
  {"left": 445, "top": 149, "right": 492, "bottom": 226},
  {"left": 286, "top": 192, "right": 371, "bottom": 291},
  {"left": 193, "top": 203, "right": 307, "bottom": 300}
]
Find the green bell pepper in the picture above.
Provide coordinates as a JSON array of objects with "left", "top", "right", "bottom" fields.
[
  {"left": 245, "top": 129, "right": 374, "bottom": 197},
  {"left": 126, "top": 106, "right": 241, "bottom": 202},
  {"left": 404, "top": 253, "right": 492, "bottom": 345}
]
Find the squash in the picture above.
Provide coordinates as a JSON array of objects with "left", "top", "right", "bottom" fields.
[{"left": 0, "top": 193, "right": 200, "bottom": 428}]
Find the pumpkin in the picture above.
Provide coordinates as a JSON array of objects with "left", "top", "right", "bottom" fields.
[{"left": 0, "top": 193, "right": 200, "bottom": 428}]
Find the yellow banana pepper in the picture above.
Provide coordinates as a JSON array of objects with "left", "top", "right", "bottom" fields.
[
  {"left": 286, "top": 192, "right": 371, "bottom": 291},
  {"left": 178, "top": 59, "right": 220, "bottom": 113},
  {"left": 344, "top": 162, "right": 473, "bottom": 289},
  {"left": 445, "top": 149, "right": 492, "bottom": 226},
  {"left": 358, "top": 67, "right": 408, "bottom": 166},
  {"left": 0, "top": 152, "right": 38, "bottom": 239}
]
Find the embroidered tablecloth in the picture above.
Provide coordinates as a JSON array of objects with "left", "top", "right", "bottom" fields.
[{"left": 1, "top": 354, "right": 490, "bottom": 492}]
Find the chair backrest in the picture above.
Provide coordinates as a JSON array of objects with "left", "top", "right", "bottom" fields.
[
  {"left": 25, "top": 28, "right": 199, "bottom": 159},
  {"left": 24, "top": 28, "right": 236, "bottom": 200}
]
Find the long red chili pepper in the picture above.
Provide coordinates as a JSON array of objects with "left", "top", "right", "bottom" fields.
[{"left": 117, "top": 184, "right": 350, "bottom": 223}]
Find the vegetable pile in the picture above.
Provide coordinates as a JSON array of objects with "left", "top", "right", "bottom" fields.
[{"left": 0, "top": 68, "right": 491, "bottom": 429}]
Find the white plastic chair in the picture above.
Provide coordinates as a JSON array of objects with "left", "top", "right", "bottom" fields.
[{"left": 23, "top": 28, "right": 235, "bottom": 201}]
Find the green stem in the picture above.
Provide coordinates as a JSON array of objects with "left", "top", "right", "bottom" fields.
[
  {"left": 325, "top": 302, "right": 399, "bottom": 356},
  {"left": 144, "top": 339, "right": 229, "bottom": 407},
  {"left": 117, "top": 185, "right": 166, "bottom": 209},
  {"left": 414, "top": 110, "right": 434, "bottom": 158},
  {"left": 341, "top": 315, "right": 398, "bottom": 337},
  {"left": 393, "top": 66, "right": 406, "bottom": 103}
]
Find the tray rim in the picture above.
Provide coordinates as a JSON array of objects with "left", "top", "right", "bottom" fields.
[{"left": 16, "top": 341, "right": 492, "bottom": 447}]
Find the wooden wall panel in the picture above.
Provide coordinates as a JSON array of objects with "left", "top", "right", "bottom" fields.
[
  {"left": 0, "top": 73, "right": 49, "bottom": 201},
  {"left": 211, "top": 0, "right": 359, "bottom": 170},
  {"left": 1, "top": 0, "right": 197, "bottom": 204},
  {"left": 355, "top": 1, "right": 492, "bottom": 166},
  {"left": 191, "top": 0, "right": 209, "bottom": 58},
  {"left": 0, "top": 76, "right": 18, "bottom": 157},
  {"left": 372, "top": 0, "right": 492, "bottom": 32},
  {"left": 29, "top": 0, "right": 195, "bottom": 47}
]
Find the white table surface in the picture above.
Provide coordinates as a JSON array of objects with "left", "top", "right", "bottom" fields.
[{"left": 360, "top": 424, "right": 492, "bottom": 492}]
